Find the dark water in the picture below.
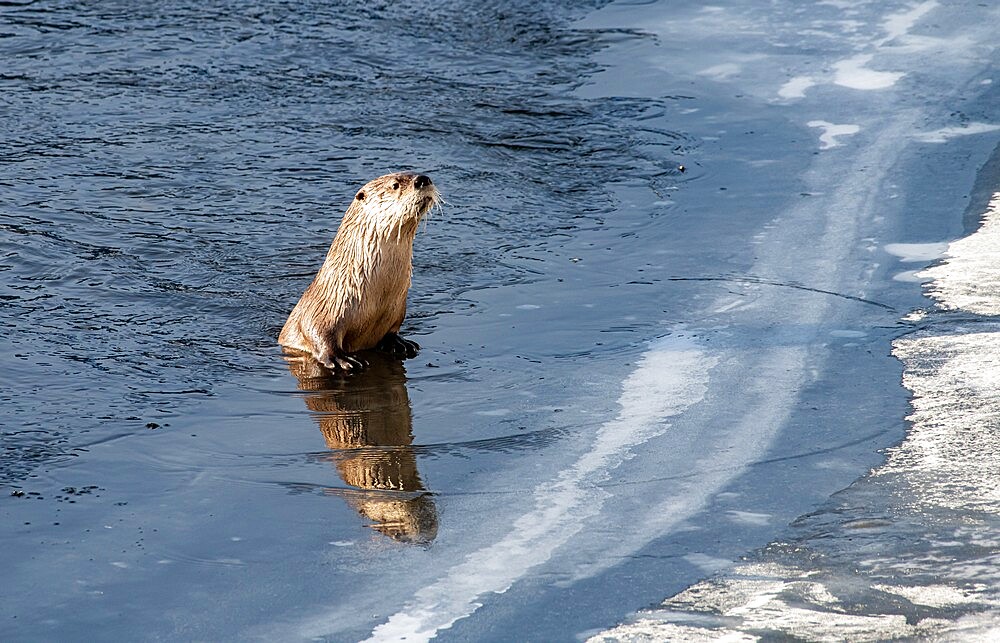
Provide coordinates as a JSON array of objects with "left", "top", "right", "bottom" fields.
[{"left": 3, "top": 0, "right": 998, "bottom": 641}]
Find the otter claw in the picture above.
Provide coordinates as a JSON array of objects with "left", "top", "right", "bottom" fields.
[
  {"left": 377, "top": 333, "right": 420, "bottom": 359},
  {"left": 320, "top": 353, "right": 367, "bottom": 373}
]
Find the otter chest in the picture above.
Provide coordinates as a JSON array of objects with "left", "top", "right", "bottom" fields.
[{"left": 361, "top": 242, "right": 412, "bottom": 310}]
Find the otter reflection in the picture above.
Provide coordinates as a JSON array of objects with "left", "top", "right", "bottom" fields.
[{"left": 286, "top": 353, "right": 437, "bottom": 544}]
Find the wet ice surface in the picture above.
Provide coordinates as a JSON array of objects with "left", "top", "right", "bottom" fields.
[
  {"left": 1, "top": 1, "right": 998, "bottom": 641},
  {"left": 594, "top": 189, "right": 1000, "bottom": 641},
  {"left": 582, "top": 1, "right": 1000, "bottom": 640}
]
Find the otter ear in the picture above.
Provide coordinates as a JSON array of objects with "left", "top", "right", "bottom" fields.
[{"left": 355, "top": 190, "right": 366, "bottom": 201}]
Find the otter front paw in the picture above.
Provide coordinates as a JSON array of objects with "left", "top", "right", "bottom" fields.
[
  {"left": 319, "top": 352, "right": 369, "bottom": 373},
  {"left": 376, "top": 332, "right": 420, "bottom": 359}
]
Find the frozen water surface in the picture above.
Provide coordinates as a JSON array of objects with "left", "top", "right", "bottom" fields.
[
  {"left": 1, "top": 0, "right": 998, "bottom": 641},
  {"left": 594, "top": 186, "right": 1000, "bottom": 643}
]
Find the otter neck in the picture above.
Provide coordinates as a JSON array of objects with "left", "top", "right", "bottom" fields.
[
  {"left": 319, "top": 214, "right": 418, "bottom": 278},
  {"left": 343, "top": 204, "right": 421, "bottom": 241}
]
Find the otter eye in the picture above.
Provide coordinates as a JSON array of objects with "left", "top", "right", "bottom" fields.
[
  {"left": 391, "top": 181, "right": 399, "bottom": 190},
  {"left": 355, "top": 191, "right": 365, "bottom": 201}
]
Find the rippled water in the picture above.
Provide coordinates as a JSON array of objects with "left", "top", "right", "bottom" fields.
[{"left": 2, "top": 0, "right": 998, "bottom": 641}]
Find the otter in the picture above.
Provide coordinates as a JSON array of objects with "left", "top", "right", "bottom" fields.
[{"left": 279, "top": 172, "right": 440, "bottom": 372}]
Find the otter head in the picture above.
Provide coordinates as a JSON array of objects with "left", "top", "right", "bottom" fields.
[{"left": 348, "top": 172, "right": 441, "bottom": 237}]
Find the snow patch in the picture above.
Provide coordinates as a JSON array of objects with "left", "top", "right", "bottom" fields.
[
  {"left": 881, "top": 1, "right": 939, "bottom": 43},
  {"left": 833, "top": 54, "right": 905, "bottom": 90},
  {"left": 914, "top": 122, "right": 1000, "bottom": 143},
  {"left": 778, "top": 75, "right": 816, "bottom": 99},
  {"left": 807, "top": 120, "right": 860, "bottom": 149},
  {"left": 892, "top": 269, "right": 931, "bottom": 283},
  {"left": 919, "top": 192, "right": 1000, "bottom": 314},
  {"left": 883, "top": 242, "right": 948, "bottom": 262}
]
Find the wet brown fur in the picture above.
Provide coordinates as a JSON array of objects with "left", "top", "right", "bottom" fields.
[
  {"left": 287, "top": 355, "right": 438, "bottom": 543},
  {"left": 279, "top": 172, "right": 439, "bottom": 370}
]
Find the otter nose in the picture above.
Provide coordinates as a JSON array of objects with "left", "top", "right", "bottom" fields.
[{"left": 413, "top": 175, "right": 432, "bottom": 189}]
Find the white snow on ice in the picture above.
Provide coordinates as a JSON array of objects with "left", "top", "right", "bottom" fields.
[
  {"left": 807, "top": 120, "right": 861, "bottom": 149},
  {"left": 919, "top": 192, "right": 1000, "bottom": 314},
  {"left": 778, "top": 1, "right": 939, "bottom": 99},
  {"left": 778, "top": 76, "right": 816, "bottom": 99},
  {"left": 914, "top": 122, "right": 1000, "bottom": 144},
  {"left": 832, "top": 54, "right": 905, "bottom": 90},
  {"left": 883, "top": 242, "right": 949, "bottom": 262}
]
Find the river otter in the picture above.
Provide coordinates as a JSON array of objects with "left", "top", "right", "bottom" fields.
[{"left": 279, "top": 172, "right": 440, "bottom": 372}]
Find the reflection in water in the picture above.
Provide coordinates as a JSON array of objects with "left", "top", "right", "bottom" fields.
[{"left": 286, "top": 354, "right": 438, "bottom": 545}]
